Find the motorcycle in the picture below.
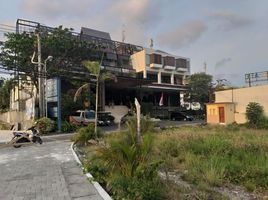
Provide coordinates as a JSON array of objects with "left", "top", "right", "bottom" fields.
[{"left": 11, "top": 126, "right": 43, "bottom": 148}]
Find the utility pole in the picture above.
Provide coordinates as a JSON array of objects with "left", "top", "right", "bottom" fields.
[
  {"left": 204, "top": 62, "right": 207, "bottom": 74},
  {"left": 37, "top": 31, "right": 44, "bottom": 117}
]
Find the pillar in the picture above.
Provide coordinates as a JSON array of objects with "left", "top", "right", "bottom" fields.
[
  {"left": 171, "top": 73, "right": 174, "bottom": 85},
  {"left": 158, "top": 70, "right": 161, "bottom": 84}
]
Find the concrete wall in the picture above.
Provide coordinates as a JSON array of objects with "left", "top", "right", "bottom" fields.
[
  {"left": 131, "top": 50, "right": 146, "bottom": 72},
  {"left": 206, "top": 103, "right": 235, "bottom": 125},
  {"left": 0, "top": 111, "right": 33, "bottom": 130},
  {"left": 215, "top": 85, "right": 268, "bottom": 123}
]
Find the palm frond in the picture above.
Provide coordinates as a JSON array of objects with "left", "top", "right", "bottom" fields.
[{"left": 73, "top": 83, "right": 90, "bottom": 102}]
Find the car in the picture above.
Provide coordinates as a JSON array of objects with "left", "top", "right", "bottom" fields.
[
  {"left": 69, "top": 110, "right": 115, "bottom": 126},
  {"left": 97, "top": 111, "right": 115, "bottom": 126},
  {"left": 69, "top": 110, "right": 95, "bottom": 126},
  {"left": 170, "top": 111, "right": 194, "bottom": 121}
]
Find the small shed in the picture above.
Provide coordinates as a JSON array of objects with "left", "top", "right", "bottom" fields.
[{"left": 206, "top": 102, "right": 235, "bottom": 125}]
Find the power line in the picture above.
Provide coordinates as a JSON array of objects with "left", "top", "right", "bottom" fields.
[{"left": 0, "top": 23, "right": 15, "bottom": 28}]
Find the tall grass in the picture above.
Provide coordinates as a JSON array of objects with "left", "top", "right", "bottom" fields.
[{"left": 154, "top": 125, "right": 268, "bottom": 192}]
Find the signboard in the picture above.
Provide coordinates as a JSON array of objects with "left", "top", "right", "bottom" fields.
[
  {"left": 245, "top": 71, "right": 268, "bottom": 86},
  {"left": 46, "top": 77, "right": 61, "bottom": 132},
  {"left": 46, "top": 78, "right": 58, "bottom": 102}
]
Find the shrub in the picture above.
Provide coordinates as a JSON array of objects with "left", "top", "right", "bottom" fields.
[
  {"left": 88, "top": 118, "right": 163, "bottom": 200},
  {"left": 35, "top": 117, "right": 55, "bottom": 134},
  {"left": 72, "top": 124, "right": 102, "bottom": 146},
  {"left": 246, "top": 102, "right": 265, "bottom": 128},
  {"left": 111, "top": 175, "right": 164, "bottom": 200},
  {"left": 126, "top": 116, "right": 155, "bottom": 137},
  {"left": 61, "top": 120, "right": 77, "bottom": 132}
]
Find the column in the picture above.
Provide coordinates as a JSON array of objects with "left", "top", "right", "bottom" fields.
[
  {"left": 171, "top": 73, "right": 174, "bottom": 85},
  {"left": 158, "top": 70, "right": 161, "bottom": 84},
  {"left": 143, "top": 69, "right": 147, "bottom": 78}
]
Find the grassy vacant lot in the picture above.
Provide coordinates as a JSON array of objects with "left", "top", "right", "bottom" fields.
[
  {"left": 154, "top": 125, "right": 268, "bottom": 193},
  {"left": 80, "top": 124, "right": 268, "bottom": 199}
]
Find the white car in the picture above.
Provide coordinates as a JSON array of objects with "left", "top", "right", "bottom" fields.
[{"left": 69, "top": 110, "right": 95, "bottom": 126}]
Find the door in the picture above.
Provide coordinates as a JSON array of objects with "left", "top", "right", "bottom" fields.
[{"left": 219, "top": 107, "right": 225, "bottom": 123}]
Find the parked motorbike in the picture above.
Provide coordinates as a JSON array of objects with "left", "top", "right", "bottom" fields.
[{"left": 11, "top": 126, "right": 43, "bottom": 148}]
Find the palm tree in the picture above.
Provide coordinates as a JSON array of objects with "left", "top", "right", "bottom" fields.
[{"left": 81, "top": 61, "right": 117, "bottom": 138}]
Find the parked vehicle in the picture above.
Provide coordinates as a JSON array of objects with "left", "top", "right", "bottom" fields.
[
  {"left": 97, "top": 111, "right": 115, "bottom": 126},
  {"left": 170, "top": 111, "right": 194, "bottom": 121},
  {"left": 11, "top": 126, "right": 43, "bottom": 148},
  {"left": 69, "top": 110, "right": 95, "bottom": 126},
  {"left": 69, "top": 110, "right": 115, "bottom": 126}
]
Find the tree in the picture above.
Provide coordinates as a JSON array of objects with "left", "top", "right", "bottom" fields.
[
  {"left": 186, "top": 72, "right": 213, "bottom": 109},
  {"left": 246, "top": 102, "right": 265, "bottom": 128},
  {"left": 0, "top": 26, "right": 94, "bottom": 88},
  {"left": 0, "top": 78, "right": 12, "bottom": 112},
  {"left": 82, "top": 61, "right": 117, "bottom": 138}
]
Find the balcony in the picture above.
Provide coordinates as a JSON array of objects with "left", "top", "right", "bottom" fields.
[
  {"left": 176, "top": 58, "right": 188, "bottom": 72},
  {"left": 150, "top": 53, "right": 162, "bottom": 69},
  {"left": 164, "top": 65, "right": 176, "bottom": 70},
  {"left": 176, "top": 67, "right": 188, "bottom": 72},
  {"left": 163, "top": 56, "right": 176, "bottom": 70},
  {"left": 149, "top": 63, "right": 162, "bottom": 69}
]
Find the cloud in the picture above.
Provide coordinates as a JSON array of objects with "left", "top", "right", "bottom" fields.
[
  {"left": 20, "top": 0, "right": 97, "bottom": 20},
  {"left": 19, "top": 0, "right": 163, "bottom": 46},
  {"left": 209, "top": 11, "right": 253, "bottom": 31},
  {"left": 108, "top": 0, "right": 162, "bottom": 28},
  {"left": 157, "top": 20, "right": 207, "bottom": 49},
  {"left": 215, "top": 57, "right": 232, "bottom": 68}
]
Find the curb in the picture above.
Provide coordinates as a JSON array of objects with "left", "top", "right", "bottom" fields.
[{"left": 71, "top": 143, "right": 112, "bottom": 200}]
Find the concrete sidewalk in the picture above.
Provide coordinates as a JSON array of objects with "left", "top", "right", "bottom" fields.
[{"left": 0, "top": 140, "right": 104, "bottom": 200}]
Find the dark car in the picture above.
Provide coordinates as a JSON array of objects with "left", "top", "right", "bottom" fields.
[
  {"left": 97, "top": 111, "right": 115, "bottom": 126},
  {"left": 170, "top": 111, "right": 194, "bottom": 121}
]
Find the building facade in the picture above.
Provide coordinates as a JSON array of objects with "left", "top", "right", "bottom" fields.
[
  {"left": 206, "top": 85, "right": 268, "bottom": 124},
  {"left": 15, "top": 19, "right": 191, "bottom": 119}
]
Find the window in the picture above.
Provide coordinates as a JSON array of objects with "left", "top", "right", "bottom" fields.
[
  {"left": 164, "top": 56, "right": 175, "bottom": 66},
  {"left": 161, "top": 75, "right": 170, "bottom": 84},
  {"left": 147, "top": 73, "right": 158, "bottom": 82},
  {"left": 146, "top": 54, "right": 150, "bottom": 65},
  {"left": 150, "top": 54, "right": 162, "bottom": 64},
  {"left": 176, "top": 58, "right": 187, "bottom": 68},
  {"left": 174, "top": 76, "right": 183, "bottom": 85}
]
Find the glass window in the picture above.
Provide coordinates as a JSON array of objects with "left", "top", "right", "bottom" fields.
[
  {"left": 146, "top": 54, "right": 150, "bottom": 65},
  {"left": 85, "top": 111, "right": 95, "bottom": 119}
]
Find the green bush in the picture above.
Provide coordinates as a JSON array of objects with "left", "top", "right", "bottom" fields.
[
  {"left": 72, "top": 124, "right": 102, "bottom": 146},
  {"left": 36, "top": 117, "right": 55, "bottom": 134},
  {"left": 111, "top": 175, "right": 164, "bottom": 200},
  {"left": 246, "top": 102, "right": 266, "bottom": 128},
  {"left": 126, "top": 116, "right": 155, "bottom": 137},
  {"left": 61, "top": 120, "right": 77, "bottom": 132},
  {"left": 85, "top": 160, "right": 109, "bottom": 187},
  {"left": 87, "top": 118, "right": 163, "bottom": 199}
]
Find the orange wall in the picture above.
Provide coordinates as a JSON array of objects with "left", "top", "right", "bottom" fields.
[
  {"left": 216, "top": 85, "right": 268, "bottom": 123},
  {"left": 206, "top": 103, "right": 235, "bottom": 125}
]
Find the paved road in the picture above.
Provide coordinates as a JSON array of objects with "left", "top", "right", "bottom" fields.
[{"left": 0, "top": 140, "right": 103, "bottom": 200}]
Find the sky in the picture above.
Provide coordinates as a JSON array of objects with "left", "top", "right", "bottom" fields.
[{"left": 0, "top": 0, "right": 268, "bottom": 86}]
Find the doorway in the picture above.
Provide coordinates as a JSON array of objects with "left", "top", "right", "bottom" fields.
[{"left": 219, "top": 107, "right": 225, "bottom": 123}]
